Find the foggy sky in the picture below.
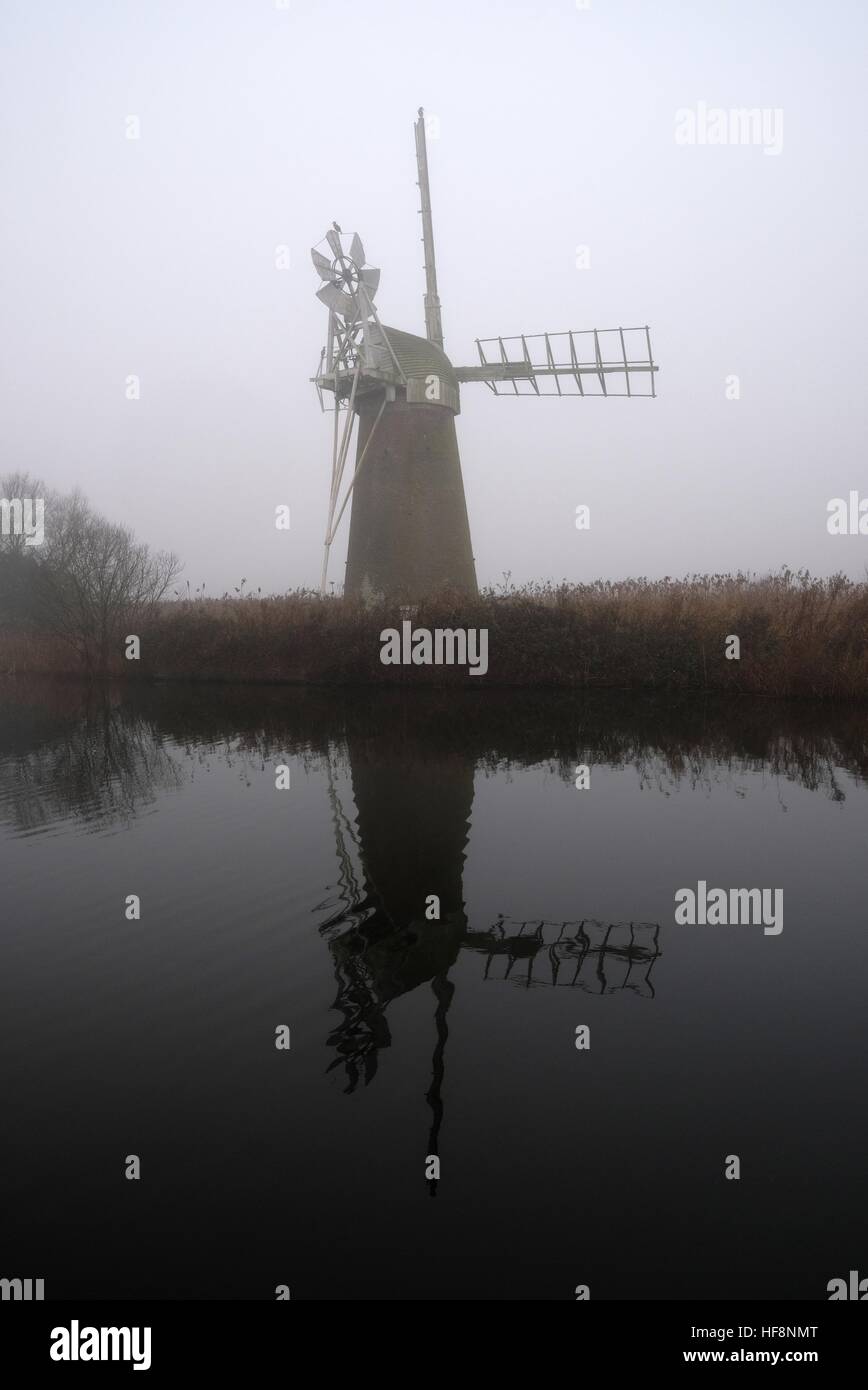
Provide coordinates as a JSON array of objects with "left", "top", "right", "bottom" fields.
[{"left": 1, "top": 0, "right": 866, "bottom": 594}]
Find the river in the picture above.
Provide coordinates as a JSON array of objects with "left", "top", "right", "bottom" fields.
[{"left": 1, "top": 680, "right": 865, "bottom": 1300}]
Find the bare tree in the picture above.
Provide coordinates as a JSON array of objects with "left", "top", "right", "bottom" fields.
[{"left": 29, "top": 489, "right": 181, "bottom": 672}]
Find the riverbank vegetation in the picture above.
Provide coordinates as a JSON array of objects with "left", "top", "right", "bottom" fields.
[
  {"left": 3, "top": 561, "right": 867, "bottom": 700},
  {"left": 4, "top": 472, "right": 867, "bottom": 698}
]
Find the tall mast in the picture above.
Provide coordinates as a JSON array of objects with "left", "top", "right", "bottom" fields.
[{"left": 414, "top": 107, "right": 444, "bottom": 349}]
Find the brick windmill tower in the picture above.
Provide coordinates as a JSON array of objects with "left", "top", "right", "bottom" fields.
[{"left": 312, "top": 109, "right": 658, "bottom": 602}]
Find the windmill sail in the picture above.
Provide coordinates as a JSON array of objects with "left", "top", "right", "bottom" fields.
[{"left": 456, "top": 328, "right": 657, "bottom": 397}]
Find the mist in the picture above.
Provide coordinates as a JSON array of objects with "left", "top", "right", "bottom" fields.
[{"left": 2, "top": 0, "right": 866, "bottom": 594}]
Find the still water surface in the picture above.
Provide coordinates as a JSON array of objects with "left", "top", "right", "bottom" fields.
[{"left": 1, "top": 681, "right": 866, "bottom": 1300}]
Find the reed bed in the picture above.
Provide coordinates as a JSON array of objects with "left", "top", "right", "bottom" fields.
[{"left": 2, "top": 569, "right": 866, "bottom": 699}]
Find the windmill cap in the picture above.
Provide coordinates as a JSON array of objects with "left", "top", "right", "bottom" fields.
[{"left": 380, "top": 325, "right": 459, "bottom": 393}]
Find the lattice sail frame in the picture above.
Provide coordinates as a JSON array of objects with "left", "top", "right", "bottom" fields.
[{"left": 465, "top": 327, "right": 657, "bottom": 396}]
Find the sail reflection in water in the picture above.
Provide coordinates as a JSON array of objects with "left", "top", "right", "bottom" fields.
[{"left": 472, "top": 917, "right": 661, "bottom": 995}]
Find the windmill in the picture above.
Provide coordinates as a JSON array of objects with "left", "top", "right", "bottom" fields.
[{"left": 312, "top": 109, "right": 658, "bottom": 602}]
